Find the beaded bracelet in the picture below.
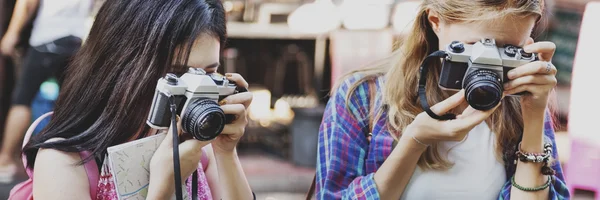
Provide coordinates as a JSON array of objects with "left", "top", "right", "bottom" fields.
[
  {"left": 511, "top": 175, "right": 552, "bottom": 192},
  {"left": 514, "top": 143, "right": 557, "bottom": 176},
  {"left": 515, "top": 143, "right": 553, "bottom": 163}
]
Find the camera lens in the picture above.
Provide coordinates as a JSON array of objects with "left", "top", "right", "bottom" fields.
[
  {"left": 463, "top": 69, "right": 503, "bottom": 111},
  {"left": 181, "top": 98, "right": 227, "bottom": 141}
]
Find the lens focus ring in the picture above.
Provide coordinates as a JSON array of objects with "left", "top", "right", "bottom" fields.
[
  {"left": 463, "top": 69, "right": 503, "bottom": 111},
  {"left": 181, "top": 99, "right": 226, "bottom": 141}
]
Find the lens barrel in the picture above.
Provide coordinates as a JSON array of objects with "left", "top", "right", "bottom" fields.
[
  {"left": 181, "top": 98, "right": 227, "bottom": 141},
  {"left": 463, "top": 69, "right": 503, "bottom": 110}
]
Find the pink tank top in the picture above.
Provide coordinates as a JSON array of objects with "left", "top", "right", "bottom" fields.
[{"left": 9, "top": 112, "right": 213, "bottom": 200}]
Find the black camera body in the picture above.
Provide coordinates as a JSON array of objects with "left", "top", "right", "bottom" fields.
[
  {"left": 438, "top": 38, "right": 537, "bottom": 110},
  {"left": 147, "top": 68, "right": 242, "bottom": 141}
]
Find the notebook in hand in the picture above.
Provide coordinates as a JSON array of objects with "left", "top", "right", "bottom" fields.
[{"left": 103, "top": 132, "right": 189, "bottom": 200}]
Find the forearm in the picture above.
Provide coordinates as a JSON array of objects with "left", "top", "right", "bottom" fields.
[
  {"left": 5, "top": 0, "right": 39, "bottom": 37},
  {"left": 373, "top": 129, "right": 427, "bottom": 200},
  {"left": 214, "top": 149, "right": 253, "bottom": 200},
  {"left": 511, "top": 111, "right": 549, "bottom": 200},
  {"left": 147, "top": 175, "right": 175, "bottom": 200}
]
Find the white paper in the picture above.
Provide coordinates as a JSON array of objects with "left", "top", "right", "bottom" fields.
[{"left": 104, "top": 133, "right": 189, "bottom": 200}]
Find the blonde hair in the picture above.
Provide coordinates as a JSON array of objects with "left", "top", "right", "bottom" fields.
[{"left": 336, "top": 0, "right": 556, "bottom": 170}]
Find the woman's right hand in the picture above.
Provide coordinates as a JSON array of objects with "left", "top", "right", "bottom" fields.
[
  {"left": 147, "top": 120, "right": 212, "bottom": 198},
  {"left": 404, "top": 89, "right": 500, "bottom": 145},
  {"left": 0, "top": 33, "right": 18, "bottom": 56}
]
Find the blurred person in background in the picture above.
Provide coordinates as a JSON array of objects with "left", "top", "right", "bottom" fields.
[
  {"left": 11, "top": 0, "right": 255, "bottom": 199},
  {"left": 315, "top": 0, "right": 570, "bottom": 199},
  {"left": 0, "top": 0, "right": 92, "bottom": 182}
]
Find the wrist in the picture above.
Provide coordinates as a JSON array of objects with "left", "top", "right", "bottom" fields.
[
  {"left": 2, "top": 32, "right": 18, "bottom": 41},
  {"left": 214, "top": 147, "right": 238, "bottom": 159},
  {"left": 147, "top": 177, "right": 175, "bottom": 199},
  {"left": 521, "top": 113, "right": 545, "bottom": 153},
  {"left": 399, "top": 126, "right": 428, "bottom": 154}
]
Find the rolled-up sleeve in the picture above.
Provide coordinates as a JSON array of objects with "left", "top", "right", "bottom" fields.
[
  {"left": 498, "top": 111, "right": 571, "bottom": 200},
  {"left": 316, "top": 75, "right": 380, "bottom": 200}
]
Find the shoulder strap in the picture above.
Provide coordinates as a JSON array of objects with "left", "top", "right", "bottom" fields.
[
  {"left": 305, "top": 78, "right": 378, "bottom": 200},
  {"left": 80, "top": 151, "right": 99, "bottom": 197},
  {"left": 22, "top": 112, "right": 54, "bottom": 149},
  {"left": 21, "top": 112, "right": 54, "bottom": 177}
]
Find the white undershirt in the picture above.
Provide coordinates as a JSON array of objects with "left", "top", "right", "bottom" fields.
[
  {"left": 400, "top": 122, "right": 507, "bottom": 200},
  {"left": 29, "top": 0, "right": 92, "bottom": 46}
]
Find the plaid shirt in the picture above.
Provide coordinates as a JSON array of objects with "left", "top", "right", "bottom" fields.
[{"left": 316, "top": 74, "right": 570, "bottom": 200}]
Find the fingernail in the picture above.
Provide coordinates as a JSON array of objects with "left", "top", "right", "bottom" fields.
[
  {"left": 503, "top": 83, "right": 509, "bottom": 89},
  {"left": 507, "top": 71, "right": 515, "bottom": 79},
  {"left": 219, "top": 100, "right": 227, "bottom": 105},
  {"left": 523, "top": 46, "right": 532, "bottom": 52},
  {"left": 225, "top": 73, "right": 232, "bottom": 77}
]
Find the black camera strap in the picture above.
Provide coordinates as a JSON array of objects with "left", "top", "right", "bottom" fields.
[
  {"left": 418, "top": 50, "right": 457, "bottom": 121},
  {"left": 169, "top": 96, "right": 199, "bottom": 200}
]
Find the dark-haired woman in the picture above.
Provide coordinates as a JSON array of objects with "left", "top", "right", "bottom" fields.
[{"left": 10, "top": 0, "right": 254, "bottom": 199}]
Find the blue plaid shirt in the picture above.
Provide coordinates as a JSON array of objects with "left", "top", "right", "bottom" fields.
[{"left": 316, "top": 74, "right": 570, "bottom": 199}]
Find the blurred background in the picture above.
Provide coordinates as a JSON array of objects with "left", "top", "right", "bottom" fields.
[{"left": 0, "top": 0, "right": 599, "bottom": 199}]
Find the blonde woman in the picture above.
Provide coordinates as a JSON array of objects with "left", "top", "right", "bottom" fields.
[{"left": 315, "top": 0, "right": 569, "bottom": 199}]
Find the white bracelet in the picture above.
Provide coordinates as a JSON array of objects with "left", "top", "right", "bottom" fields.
[{"left": 412, "top": 136, "right": 430, "bottom": 147}]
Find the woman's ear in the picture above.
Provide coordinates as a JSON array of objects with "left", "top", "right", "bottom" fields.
[{"left": 426, "top": 9, "right": 442, "bottom": 34}]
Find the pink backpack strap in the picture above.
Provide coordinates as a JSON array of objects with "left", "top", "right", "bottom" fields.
[
  {"left": 21, "top": 112, "right": 55, "bottom": 177},
  {"left": 79, "top": 151, "right": 99, "bottom": 198},
  {"left": 20, "top": 112, "right": 99, "bottom": 198},
  {"left": 201, "top": 148, "right": 209, "bottom": 172}
]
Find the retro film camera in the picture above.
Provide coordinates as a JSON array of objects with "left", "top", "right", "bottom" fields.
[
  {"left": 418, "top": 38, "right": 537, "bottom": 120},
  {"left": 147, "top": 68, "right": 247, "bottom": 141},
  {"left": 438, "top": 38, "right": 537, "bottom": 110}
]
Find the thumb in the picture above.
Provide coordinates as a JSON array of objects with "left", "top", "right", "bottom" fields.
[
  {"left": 179, "top": 139, "right": 210, "bottom": 156},
  {"left": 458, "top": 102, "right": 501, "bottom": 127},
  {"left": 429, "top": 90, "right": 466, "bottom": 115},
  {"left": 158, "top": 124, "right": 177, "bottom": 149}
]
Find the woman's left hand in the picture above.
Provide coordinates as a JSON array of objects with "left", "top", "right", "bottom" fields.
[
  {"left": 503, "top": 39, "right": 557, "bottom": 114},
  {"left": 212, "top": 73, "right": 253, "bottom": 154}
]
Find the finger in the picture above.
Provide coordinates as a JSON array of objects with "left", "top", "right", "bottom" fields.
[
  {"left": 524, "top": 37, "right": 534, "bottom": 46},
  {"left": 523, "top": 41, "right": 556, "bottom": 62},
  {"left": 221, "top": 123, "right": 246, "bottom": 136},
  {"left": 507, "top": 61, "right": 557, "bottom": 80},
  {"left": 219, "top": 91, "right": 253, "bottom": 108},
  {"left": 503, "top": 75, "right": 556, "bottom": 90},
  {"left": 451, "top": 102, "right": 501, "bottom": 129},
  {"left": 504, "top": 84, "right": 552, "bottom": 98},
  {"left": 221, "top": 104, "right": 246, "bottom": 116},
  {"left": 225, "top": 73, "right": 249, "bottom": 89},
  {"left": 220, "top": 105, "right": 248, "bottom": 135},
  {"left": 459, "top": 105, "right": 477, "bottom": 117},
  {"left": 179, "top": 138, "right": 211, "bottom": 156},
  {"left": 429, "top": 90, "right": 466, "bottom": 115}
]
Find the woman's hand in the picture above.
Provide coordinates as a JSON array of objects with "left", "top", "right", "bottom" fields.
[
  {"left": 405, "top": 90, "right": 500, "bottom": 146},
  {"left": 503, "top": 40, "right": 557, "bottom": 115},
  {"left": 148, "top": 120, "right": 211, "bottom": 198},
  {"left": 212, "top": 73, "right": 252, "bottom": 154},
  {"left": 0, "top": 33, "right": 18, "bottom": 56}
]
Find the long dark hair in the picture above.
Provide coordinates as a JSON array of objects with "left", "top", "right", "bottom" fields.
[{"left": 24, "top": 0, "right": 226, "bottom": 167}]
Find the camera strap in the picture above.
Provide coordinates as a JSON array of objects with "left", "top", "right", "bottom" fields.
[
  {"left": 169, "top": 96, "right": 199, "bottom": 200},
  {"left": 418, "top": 50, "right": 457, "bottom": 121}
]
